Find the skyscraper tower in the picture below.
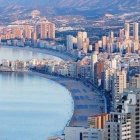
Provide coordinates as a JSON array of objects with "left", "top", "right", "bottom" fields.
[
  {"left": 48, "top": 22, "right": 55, "bottom": 39},
  {"left": 124, "top": 23, "right": 130, "bottom": 40},
  {"left": 133, "top": 22, "right": 139, "bottom": 41},
  {"left": 24, "top": 25, "right": 32, "bottom": 39},
  {"left": 112, "top": 70, "right": 127, "bottom": 108},
  {"left": 91, "top": 52, "right": 98, "bottom": 83},
  {"left": 77, "top": 31, "right": 88, "bottom": 50},
  {"left": 40, "top": 22, "right": 48, "bottom": 39},
  {"left": 40, "top": 21, "right": 55, "bottom": 39}
]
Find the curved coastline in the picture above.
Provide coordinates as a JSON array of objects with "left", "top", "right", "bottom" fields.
[
  {"left": 28, "top": 71, "right": 105, "bottom": 127},
  {"left": 0, "top": 71, "right": 74, "bottom": 139},
  {"left": 27, "top": 71, "right": 75, "bottom": 126},
  {"left": 0, "top": 46, "right": 105, "bottom": 128}
]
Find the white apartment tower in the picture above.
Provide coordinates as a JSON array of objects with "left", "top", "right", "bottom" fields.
[
  {"left": 124, "top": 23, "right": 130, "bottom": 40},
  {"left": 91, "top": 52, "right": 98, "bottom": 83},
  {"left": 40, "top": 22, "right": 48, "bottom": 39},
  {"left": 112, "top": 70, "right": 127, "bottom": 107},
  {"left": 24, "top": 25, "right": 32, "bottom": 39},
  {"left": 118, "top": 89, "right": 140, "bottom": 140},
  {"left": 40, "top": 21, "right": 55, "bottom": 39},
  {"left": 77, "top": 31, "right": 88, "bottom": 50},
  {"left": 48, "top": 22, "right": 55, "bottom": 39},
  {"left": 104, "top": 68, "right": 115, "bottom": 92},
  {"left": 133, "top": 22, "right": 139, "bottom": 41},
  {"left": 129, "top": 74, "right": 140, "bottom": 88},
  {"left": 104, "top": 112, "right": 132, "bottom": 140},
  {"left": 67, "top": 35, "right": 74, "bottom": 51}
]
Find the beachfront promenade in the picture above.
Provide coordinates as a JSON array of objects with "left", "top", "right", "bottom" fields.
[{"left": 31, "top": 72, "right": 105, "bottom": 127}]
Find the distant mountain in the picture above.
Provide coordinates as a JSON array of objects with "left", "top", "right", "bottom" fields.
[
  {"left": 0, "top": 0, "right": 140, "bottom": 10},
  {"left": 0, "top": 0, "right": 139, "bottom": 22}
]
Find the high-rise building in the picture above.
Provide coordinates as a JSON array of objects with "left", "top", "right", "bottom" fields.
[
  {"left": 83, "top": 38, "right": 89, "bottom": 54},
  {"left": 67, "top": 35, "right": 74, "bottom": 51},
  {"left": 124, "top": 23, "right": 130, "bottom": 40},
  {"left": 67, "top": 35, "right": 77, "bottom": 51},
  {"left": 102, "top": 36, "right": 107, "bottom": 49},
  {"left": 107, "top": 43, "right": 113, "bottom": 54},
  {"left": 77, "top": 31, "right": 88, "bottom": 50},
  {"left": 40, "top": 22, "right": 48, "bottom": 39},
  {"left": 24, "top": 25, "right": 32, "bottom": 39},
  {"left": 119, "top": 29, "right": 125, "bottom": 40},
  {"left": 40, "top": 21, "right": 55, "bottom": 39},
  {"left": 104, "top": 112, "right": 132, "bottom": 140},
  {"left": 133, "top": 22, "right": 139, "bottom": 41},
  {"left": 111, "top": 58, "right": 117, "bottom": 70},
  {"left": 109, "top": 31, "right": 114, "bottom": 43},
  {"left": 129, "top": 74, "right": 140, "bottom": 88},
  {"left": 48, "top": 22, "right": 55, "bottom": 39},
  {"left": 94, "top": 60, "right": 104, "bottom": 86},
  {"left": 95, "top": 42, "right": 99, "bottom": 53},
  {"left": 88, "top": 45, "right": 93, "bottom": 52},
  {"left": 103, "top": 68, "right": 115, "bottom": 92},
  {"left": 119, "top": 89, "right": 140, "bottom": 140},
  {"left": 11, "top": 26, "right": 23, "bottom": 38},
  {"left": 112, "top": 70, "right": 127, "bottom": 106},
  {"left": 32, "top": 25, "right": 37, "bottom": 41},
  {"left": 109, "top": 31, "right": 114, "bottom": 38},
  {"left": 91, "top": 52, "right": 98, "bottom": 83}
]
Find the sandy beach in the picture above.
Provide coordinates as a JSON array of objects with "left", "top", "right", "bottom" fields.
[
  {"left": 0, "top": 46, "right": 106, "bottom": 127},
  {"left": 29, "top": 71, "right": 105, "bottom": 127}
]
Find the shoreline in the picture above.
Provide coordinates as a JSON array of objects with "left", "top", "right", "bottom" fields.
[
  {"left": 0, "top": 46, "right": 105, "bottom": 127},
  {"left": 27, "top": 71, "right": 105, "bottom": 127},
  {"left": 2, "top": 46, "right": 77, "bottom": 61}
]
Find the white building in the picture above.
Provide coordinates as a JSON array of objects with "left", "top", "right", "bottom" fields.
[
  {"left": 121, "top": 89, "right": 140, "bottom": 140},
  {"left": 112, "top": 70, "right": 127, "bottom": 105},
  {"left": 133, "top": 22, "right": 139, "bottom": 41},
  {"left": 77, "top": 31, "right": 88, "bottom": 50},
  {"left": 67, "top": 35, "right": 77, "bottom": 51},
  {"left": 129, "top": 74, "right": 140, "bottom": 88},
  {"left": 91, "top": 52, "right": 98, "bottom": 83},
  {"left": 124, "top": 23, "right": 130, "bottom": 40},
  {"left": 104, "top": 68, "right": 115, "bottom": 92},
  {"left": 64, "top": 127, "right": 104, "bottom": 140},
  {"left": 104, "top": 112, "right": 132, "bottom": 140}
]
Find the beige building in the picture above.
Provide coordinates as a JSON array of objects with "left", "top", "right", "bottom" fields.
[
  {"left": 24, "top": 25, "right": 32, "bottom": 39},
  {"left": 129, "top": 74, "right": 140, "bottom": 88},
  {"left": 124, "top": 23, "right": 130, "bottom": 40},
  {"left": 48, "top": 22, "right": 55, "bottom": 39},
  {"left": 88, "top": 113, "right": 109, "bottom": 129},
  {"left": 40, "top": 21, "right": 55, "bottom": 39},
  {"left": 77, "top": 31, "right": 88, "bottom": 50},
  {"left": 112, "top": 70, "right": 127, "bottom": 104}
]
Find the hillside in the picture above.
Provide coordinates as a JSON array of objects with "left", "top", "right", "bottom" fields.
[
  {"left": 0, "top": 0, "right": 139, "bottom": 23},
  {"left": 0, "top": 0, "right": 139, "bottom": 10}
]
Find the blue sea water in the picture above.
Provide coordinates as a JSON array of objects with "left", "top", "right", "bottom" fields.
[
  {"left": 0, "top": 47, "right": 73, "bottom": 140},
  {"left": 0, "top": 47, "right": 62, "bottom": 61}
]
